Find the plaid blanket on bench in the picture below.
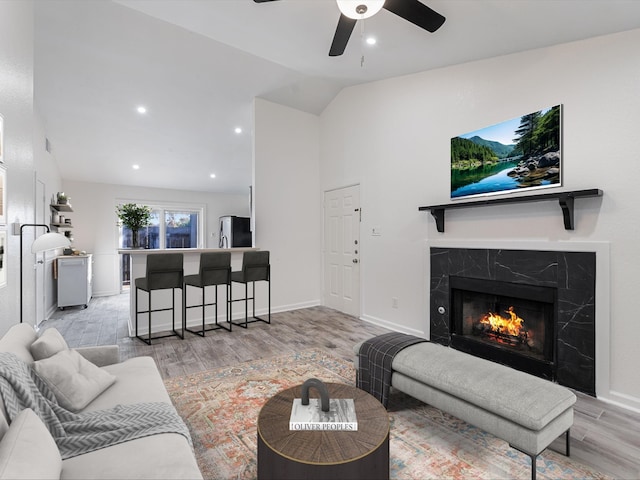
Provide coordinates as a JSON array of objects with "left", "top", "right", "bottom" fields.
[
  {"left": 0, "top": 352, "right": 192, "bottom": 459},
  {"left": 356, "top": 332, "right": 427, "bottom": 408}
]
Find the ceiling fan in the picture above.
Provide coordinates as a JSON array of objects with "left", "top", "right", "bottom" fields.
[{"left": 253, "top": 0, "right": 446, "bottom": 57}]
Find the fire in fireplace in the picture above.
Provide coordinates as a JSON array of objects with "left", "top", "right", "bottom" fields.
[{"left": 449, "top": 276, "right": 556, "bottom": 380}]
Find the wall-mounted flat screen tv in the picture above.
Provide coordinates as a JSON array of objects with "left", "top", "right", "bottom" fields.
[{"left": 451, "top": 105, "right": 562, "bottom": 200}]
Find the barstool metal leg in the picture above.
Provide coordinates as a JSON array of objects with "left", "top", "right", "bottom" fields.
[
  {"left": 135, "top": 287, "right": 139, "bottom": 339},
  {"left": 203, "top": 286, "right": 207, "bottom": 334},
  {"left": 147, "top": 290, "right": 152, "bottom": 345},
  {"left": 244, "top": 282, "right": 249, "bottom": 328},
  {"left": 227, "top": 282, "right": 232, "bottom": 330},
  {"left": 252, "top": 281, "right": 256, "bottom": 319}
]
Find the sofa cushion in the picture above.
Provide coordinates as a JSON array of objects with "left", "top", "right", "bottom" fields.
[
  {"left": 81, "top": 356, "right": 170, "bottom": 411},
  {"left": 31, "top": 328, "right": 69, "bottom": 361},
  {"left": 0, "top": 324, "right": 37, "bottom": 365},
  {"left": 33, "top": 350, "right": 116, "bottom": 412},
  {"left": 0, "top": 408, "right": 62, "bottom": 480}
]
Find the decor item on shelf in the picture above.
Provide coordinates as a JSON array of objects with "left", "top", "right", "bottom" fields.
[
  {"left": 115, "top": 203, "right": 152, "bottom": 249},
  {"left": 56, "top": 192, "right": 69, "bottom": 205},
  {"left": 19, "top": 224, "right": 70, "bottom": 323},
  {"left": 451, "top": 105, "right": 562, "bottom": 200}
]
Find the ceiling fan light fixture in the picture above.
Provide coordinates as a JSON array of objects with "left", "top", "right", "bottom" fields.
[{"left": 336, "top": 0, "right": 385, "bottom": 20}]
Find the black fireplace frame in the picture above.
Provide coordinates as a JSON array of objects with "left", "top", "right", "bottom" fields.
[
  {"left": 430, "top": 247, "right": 596, "bottom": 395},
  {"left": 449, "top": 275, "right": 557, "bottom": 380}
]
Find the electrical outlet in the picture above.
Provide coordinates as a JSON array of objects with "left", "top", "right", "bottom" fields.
[{"left": 392, "top": 297, "right": 399, "bottom": 309}]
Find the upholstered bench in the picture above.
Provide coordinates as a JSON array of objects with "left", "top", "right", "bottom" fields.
[{"left": 354, "top": 339, "right": 576, "bottom": 480}]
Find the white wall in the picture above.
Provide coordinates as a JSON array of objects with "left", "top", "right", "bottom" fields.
[
  {"left": 317, "top": 28, "right": 640, "bottom": 411},
  {"left": 34, "top": 110, "right": 64, "bottom": 318},
  {"left": 0, "top": 1, "right": 35, "bottom": 332},
  {"left": 254, "top": 98, "right": 322, "bottom": 313},
  {"left": 61, "top": 180, "right": 250, "bottom": 297}
]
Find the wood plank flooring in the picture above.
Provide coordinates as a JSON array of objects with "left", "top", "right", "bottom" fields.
[{"left": 43, "top": 293, "right": 640, "bottom": 479}]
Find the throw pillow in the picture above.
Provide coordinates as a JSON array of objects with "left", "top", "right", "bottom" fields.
[
  {"left": 32, "top": 349, "right": 116, "bottom": 412},
  {"left": 0, "top": 408, "right": 62, "bottom": 480},
  {"left": 30, "top": 328, "right": 69, "bottom": 361}
]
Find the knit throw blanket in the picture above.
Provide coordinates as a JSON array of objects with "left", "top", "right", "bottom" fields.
[
  {"left": 357, "top": 332, "right": 427, "bottom": 408},
  {"left": 0, "top": 352, "right": 192, "bottom": 459}
]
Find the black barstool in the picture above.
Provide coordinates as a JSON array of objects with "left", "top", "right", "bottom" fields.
[
  {"left": 135, "top": 253, "right": 184, "bottom": 345},
  {"left": 230, "top": 251, "right": 270, "bottom": 328},
  {"left": 184, "top": 252, "right": 232, "bottom": 336}
]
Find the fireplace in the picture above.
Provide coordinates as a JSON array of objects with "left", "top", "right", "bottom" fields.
[
  {"left": 449, "top": 276, "right": 556, "bottom": 380},
  {"left": 430, "top": 247, "right": 596, "bottom": 395}
]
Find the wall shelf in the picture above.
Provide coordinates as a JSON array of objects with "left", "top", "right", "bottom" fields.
[
  {"left": 51, "top": 203, "right": 73, "bottom": 212},
  {"left": 419, "top": 188, "right": 603, "bottom": 232},
  {"left": 50, "top": 202, "right": 75, "bottom": 241}
]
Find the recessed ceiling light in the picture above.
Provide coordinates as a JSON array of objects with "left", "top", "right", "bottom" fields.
[
  {"left": 137, "top": 106, "right": 147, "bottom": 114},
  {"left": 132, "top": 164, "right": 140, "bottom": 170},
  {"left": 210, "top": 173, "right": 216, "bottom": 179},
  {"left": 366, "top": 36, "right": 377, "bottom": 45},
  {"left": 234, "top": 127, "right": 242, "bottom": 134}
]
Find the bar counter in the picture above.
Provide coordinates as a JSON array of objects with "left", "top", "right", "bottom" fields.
[{"left": 118, "top": 247, "right": 258, "bottom": 337}]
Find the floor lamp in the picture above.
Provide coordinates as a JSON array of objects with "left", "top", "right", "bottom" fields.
[{"left": 20, "top": 224, "right": 70, "bottom": 324}]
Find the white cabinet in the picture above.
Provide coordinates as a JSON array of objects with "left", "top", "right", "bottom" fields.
[{"left": 57, "top": 255, "right": 92, "bottom": 309}]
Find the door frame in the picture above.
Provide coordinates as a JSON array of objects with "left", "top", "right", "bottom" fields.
[{"left": 35, "top": 178, "right": 46, "bottom": 327}]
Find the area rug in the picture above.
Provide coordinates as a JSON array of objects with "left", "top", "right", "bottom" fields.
[{"left": 164, "top": 348, "right": 609, "bottom": 480}]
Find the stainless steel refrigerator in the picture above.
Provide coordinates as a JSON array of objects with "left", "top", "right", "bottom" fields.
[{"left": 219, "top": 216, "right": 251, "bottom": 248}]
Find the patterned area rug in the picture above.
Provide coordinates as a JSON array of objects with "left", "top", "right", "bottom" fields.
[{"left": 164, "top": 349, "right": 609, "bottom": 480}]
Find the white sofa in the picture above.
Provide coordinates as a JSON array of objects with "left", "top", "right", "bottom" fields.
[{"left": 0, "top": 323, "right": 203, "bottom": 480}]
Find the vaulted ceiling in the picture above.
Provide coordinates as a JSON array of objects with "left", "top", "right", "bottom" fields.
[{"left": 34, "top": 0, "right": 640, "bottom": 194}]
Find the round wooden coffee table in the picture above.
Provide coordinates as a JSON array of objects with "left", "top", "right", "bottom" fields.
[{"left": 257, "top": 383, "right": 389, "bottom": 480}]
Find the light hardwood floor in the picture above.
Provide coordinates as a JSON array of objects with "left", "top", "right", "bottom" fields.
[{"left": 43, "top": 293, "right": 640, "bottom": 479}]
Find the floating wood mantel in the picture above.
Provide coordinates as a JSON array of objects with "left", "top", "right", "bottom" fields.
[{"left": 419, "top": 188, "right": 603, "bottom": 233}]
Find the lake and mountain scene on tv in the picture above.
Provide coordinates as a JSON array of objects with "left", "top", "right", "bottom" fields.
[{"left": 451, "top": 105, "right": 562, "bottom": 199}]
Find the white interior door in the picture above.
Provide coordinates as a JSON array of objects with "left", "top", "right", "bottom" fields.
[{"left": 324, "top": 185, "right": 360, "bottom": 317}]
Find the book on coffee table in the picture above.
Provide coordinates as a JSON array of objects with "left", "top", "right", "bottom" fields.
[{"left": 289, "top": 398, "right": 358, "bottom": 431}]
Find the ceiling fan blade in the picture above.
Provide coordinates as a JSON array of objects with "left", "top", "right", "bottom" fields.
[
  {"left": 383, "top": 0, "right": 445, "bottom": 33},
  {"left": 329, "top": 14, "right": 357, "bottom": 57},
  {"left": 253, "top": 0, "right": 279, "bottom": 3}
]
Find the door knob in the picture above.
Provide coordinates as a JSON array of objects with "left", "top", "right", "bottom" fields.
[{"left": 352, "top": 259, "right": 359, "bottom": 263}]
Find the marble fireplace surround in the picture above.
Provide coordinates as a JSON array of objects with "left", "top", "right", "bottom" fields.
[{"left": 427, "top": 240, "right": 610, "bottom": 398}]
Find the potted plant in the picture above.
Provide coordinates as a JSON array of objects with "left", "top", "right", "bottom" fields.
[
  {"left": 57, "top": 192, "right": 69, "bottom": 205},
  {"left": 116, "top": 203, "right": 152, "bottom": 248}
]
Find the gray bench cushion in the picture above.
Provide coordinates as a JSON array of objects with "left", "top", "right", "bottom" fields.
[{"left": 391, "top": 342, "right": 576, "bottom": 431}]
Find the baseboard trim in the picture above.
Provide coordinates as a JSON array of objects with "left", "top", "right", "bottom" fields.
[
  {"left": 599, "top": 390, "right": 640, "bottom": 415},
  {"left": 359, "top": 314, "right": 425, "bottom": 337}
]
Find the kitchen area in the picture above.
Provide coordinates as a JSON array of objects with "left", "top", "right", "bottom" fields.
[
  {"left": 118, "top": 214, "right": 255, "bottom": 336},
  {"left": 51, "top": 192, "right": 93, "bottom": 310}
]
